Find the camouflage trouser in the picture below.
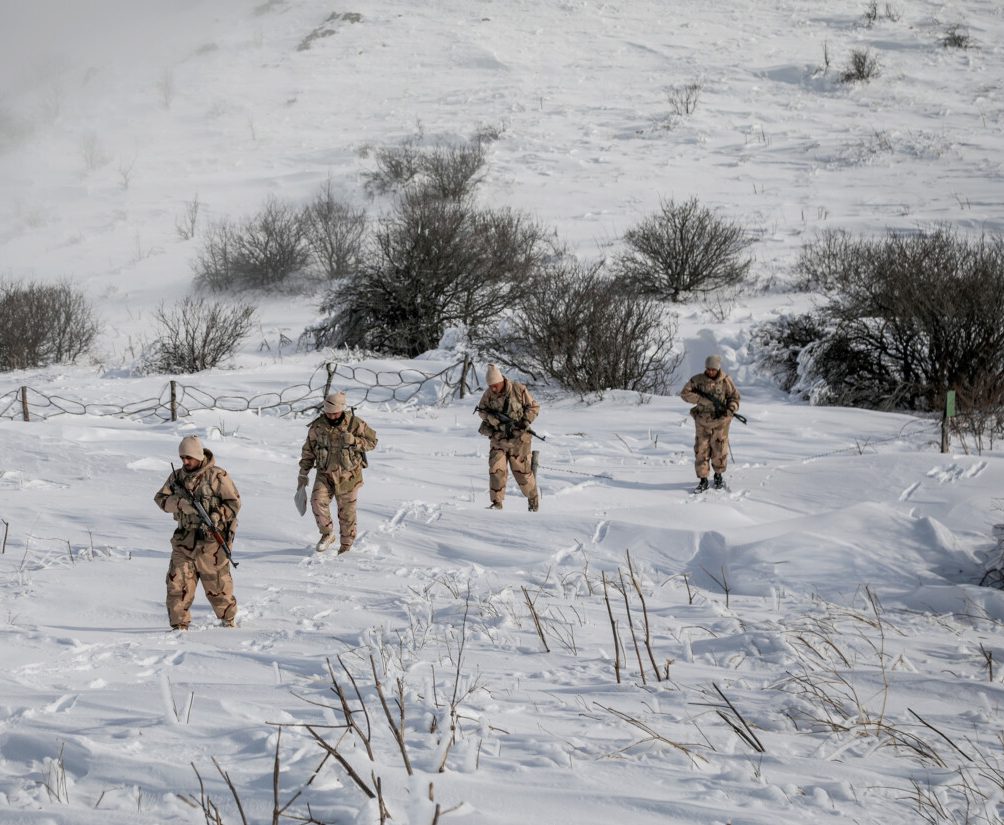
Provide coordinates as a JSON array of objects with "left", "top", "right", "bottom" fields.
[
  {"left": 489, "top": 446, "right": 538, "bottom": 507},
  {"left": 693, "top": 415, "right": 732, "bottom": 478},
  {"left": 311, "top": 475, "right": 360, "bottom": 548},
  {"left": 166, "top": 532, "right": 236, "bottom": 629}
]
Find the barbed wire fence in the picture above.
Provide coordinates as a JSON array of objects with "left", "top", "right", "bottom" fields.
[{"left": 0, "top": 358, "right": 482, "bottom": 423}]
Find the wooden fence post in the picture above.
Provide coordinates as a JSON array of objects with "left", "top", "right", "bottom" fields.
[
  {"left": 20, "top": 386, "right": 29, "bottom": 422},
  {"left": 323, "top": 362, "right": 336, "bottom": 400},
  {"left": 459, "top": 356, "right": 470, "bottom": 399},
  {"left": 170, "top": 380, "right": 178, "bottom": 422}
]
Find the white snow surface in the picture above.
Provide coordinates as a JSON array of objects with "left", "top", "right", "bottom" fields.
[{"left": 2, "top": 1, "right": 1004, "bottom": 823}]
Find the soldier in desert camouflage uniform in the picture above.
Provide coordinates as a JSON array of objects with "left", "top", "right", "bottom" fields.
[
  {"left": 297, "top": 391, "right": 378, "bottom": 553},
  {"left": 154, "top": 435, "right": 240, "bottom": 630},
  {"left": 680, "top": 355, "right": 741, "bottom": 492},
  {"left": 476, "top": 364, "right": 540, "bottom": 511}
]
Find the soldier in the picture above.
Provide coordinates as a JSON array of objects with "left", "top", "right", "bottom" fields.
[
  {"left": 476, "top": 363, "right": 540, "bottom": 511},
  {"left": 297, "top": 391, "right": 378, "bottom": 553},
  {"left": 681, "top": 355, "right": 741, "bottom": 492},
  {"left": 154, "top": 435, "right": 240, "bottom": 630}
]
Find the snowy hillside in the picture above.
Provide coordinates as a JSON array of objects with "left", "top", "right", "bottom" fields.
[{"left": 2, "top": 1, "right": 1004, "bottom": 823}]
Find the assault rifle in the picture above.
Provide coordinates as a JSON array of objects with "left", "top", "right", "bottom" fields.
[
  {"left": 693, "top": 388, "right": 748, "bottom": 425},
  {"left": 475, "top": 407, "right": 546, "bottom": 441},
  {"left": 170, "top": 463, "right": 238, "bottom": 568}
]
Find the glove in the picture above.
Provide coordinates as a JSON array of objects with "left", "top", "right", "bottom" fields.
[
  {"left": 294, "top": 486, "right": 307, "bottom": 517},
  {"left": 176, "top": 497, "right": 198, "bottom": 515},
  {"left": 342, "top": 432, "right": 356, "bottom": 446},
  {"left": 515, "top": 418, "right": 529, "bottom": 431},
  {"left": 297, "top": 475, "right": 308, "bottom": 489}
]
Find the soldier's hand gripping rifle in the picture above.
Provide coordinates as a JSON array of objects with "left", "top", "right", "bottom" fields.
[
  {"left": 693, "top": 388, "right": 748, "bottom": 425},
  {"left": 170, "top": 463, "right": 239, "bottom": 568},
  {"left": 475, "top": 407, "right": 546, "bottom": 441}
]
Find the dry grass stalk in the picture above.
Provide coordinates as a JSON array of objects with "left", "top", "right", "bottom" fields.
[
  {"left": 601, "top": 572, "right": 622, "bottom": 683},
  {"left": 626, "top": 549, "right": 662, "bottom": 681},
  {"left": 521, "top": 585, "right": 551, "bottom": 652},
  {"left": 618, "top": 570, "right": 648, "bottom": 685}
]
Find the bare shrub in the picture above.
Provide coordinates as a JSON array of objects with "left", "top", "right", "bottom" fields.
[
  {"left": 363, "top": 138, "right": 488, "bottom": 201},
  {"left": 175, "top": 194, "right": 202, "bottom": 241},
  {"left": 420, "top": 141, "right": 488, "bottom": 201},
  {"left": 79, "top": 131, "right": 109, "bottom": 171},
  {"left": 942, "top": 24, "right": 972, "bottom": 49},
  {"left": 952, "top": 372, "right": 1004, "bottom": 454},
  {"left": 841, "top": 49, "right": 880, "bottom": 83},
  {"left": 155, "top": 69, "right": 175, "bottom": 109},
  {"left": 667, "top": 83, "right": 702, "bottom": 116},
  {"left": 362, "top": 140, "right": 423, "bottom": 197},
  {"left": 752, "top": 312, "right": 829, "bottom": 396},
  {"left": 760, "top": 230, "right": 1004, "bottom": 413},
  {"left": 0, "top": 280, "right": 100, "bottom": 371},
  {"left": 498, "top": 258, "right": 681, "bottom": 396},
  {"left": 301, "top": 178, "right": 367, "bottom": 280},
  {"left": 862, "top": 0, "right": 879, "bottom": 27},
  {"left": 614, "top": 197, "right": 753, "bottom": 303},
  {"left": 795, "top": 228, "right": 862, "bottom": 291},
  {"left": 304, "top": 190, "right": 548, "bottom": 356},
  {"left": 147, "top": 296, "right": 256, "bottom": 373},
  {"left": 193, "top": 196, "right": 311, "bottom": 292},
  {"left": 471, "top": 121, "right": 506, "bottom": 144}
]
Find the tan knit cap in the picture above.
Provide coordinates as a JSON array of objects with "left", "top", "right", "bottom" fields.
[
  {"left": 485, "top": 364, "right": 503, "bottom": 384},
  {"left": 705, "top": 355, "right": 722, "bottom": 370},
  {"left": 178, "top": 435, "right": 205, "bottom": 460},
  {"left": 323, "top": 391, "right": 347, "bottom": 414}
]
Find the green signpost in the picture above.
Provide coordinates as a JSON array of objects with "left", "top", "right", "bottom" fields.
[{"left": 941, "top": 390, "right": 956, "bottom": 453}]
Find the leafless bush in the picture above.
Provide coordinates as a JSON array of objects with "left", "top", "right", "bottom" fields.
[
  {"left": 752, "top": 312, "right": 829, "bottom": 395},
  {"left": 147, "top": 296, "right": 256, "bottom": 373},
  {"left": 863, "top": 0, "right": 879, "bottom": 27},
  {"left": 614, "top": 197, "right": 753, "bottom": 303},
  {"left": 951, "top": 373, "right": 1004, "bottom": 454},
  {"left": 175, "top": 194, "right": 201, "bottom": 240},
  {"left": 841, "top": 49, "right": 881, "bottom": 83},
  {"left": 79, "top": 131, "right": 109, "bottom": 171},
  {"left": 421, "top": 141, "right": 488, "bottom": 200},
  {"left": 363, "top": 138, "right": 488, "bottom": 201},
  {"left": 155, "top": 69, "right": 175, "bottom": 109},
  {"left": 193, "top": 196, "right": 311, "bottom": 292},
  {"left": 795, "top": 228, "right": 861, "bottom": 291},
  {"left": 471, "top": 121, "right": 506, "bottom": 144},
  {"left": 758, "top": 229, "right": 1004, "bottom": 413},
  {"left": 498, "top": 258, "right": 681, "bottom": 395},
  {"left": 304, "top": 189, "right": 548, "bottom": 356},
  {"left": 301, "top": 178, "right": 367, "bottom": 280},
  {"left": 668, "top": 83, "right": 702, "bottom": 116},
  {"left": 942, "top": 24, "right": 972, "bottom": 49},
  {"left": 0, "top": 280, "right": 100, "bottom": 370},
  {"left": 362, "top": 140, "right": 424, "bottom": 197}
]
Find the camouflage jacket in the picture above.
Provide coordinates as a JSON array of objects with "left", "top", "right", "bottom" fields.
[
  {"left": 476, "top": 379, "right": 540, "bottom": 452},
  {"left": 154, "top": 450, "right": 241, "bottom": 540},
  {"left": 299, "top": 411, "right": 378, "bottom": 495},
  {"left": 681, "top": 371, "right": 741, "bottom": 422}
]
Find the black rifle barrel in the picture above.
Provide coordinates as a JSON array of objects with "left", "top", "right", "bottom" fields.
[{"left": 475, "top": 406, "right": 546, "bottom": 441}]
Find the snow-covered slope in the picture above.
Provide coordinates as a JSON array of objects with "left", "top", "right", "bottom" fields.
[{"left": 2, "top": 2, "right": 1004, "bottom": 823}]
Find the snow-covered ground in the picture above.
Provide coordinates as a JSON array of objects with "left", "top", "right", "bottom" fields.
[{"left": 2, "top": 1, "right": 1004, "bottom": 823}]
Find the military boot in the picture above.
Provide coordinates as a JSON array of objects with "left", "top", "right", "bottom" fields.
[
  {"left": 713, "top": 473, "right": 725, "bottom": 490},
  {"left": 315, "top": 532, "right": 338, "bottom": 552},
  {"left": 337, "top": 544, "right": 352, "bottom": 555},
  {"left": 528, "top": 493, "right": 539, "bottom": 512},
  {"left": 488, "top": 502, "right": 503, "bottom": 510},
  {"left": 694, "top": 477, "right": 709, "bottom": 493}
]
